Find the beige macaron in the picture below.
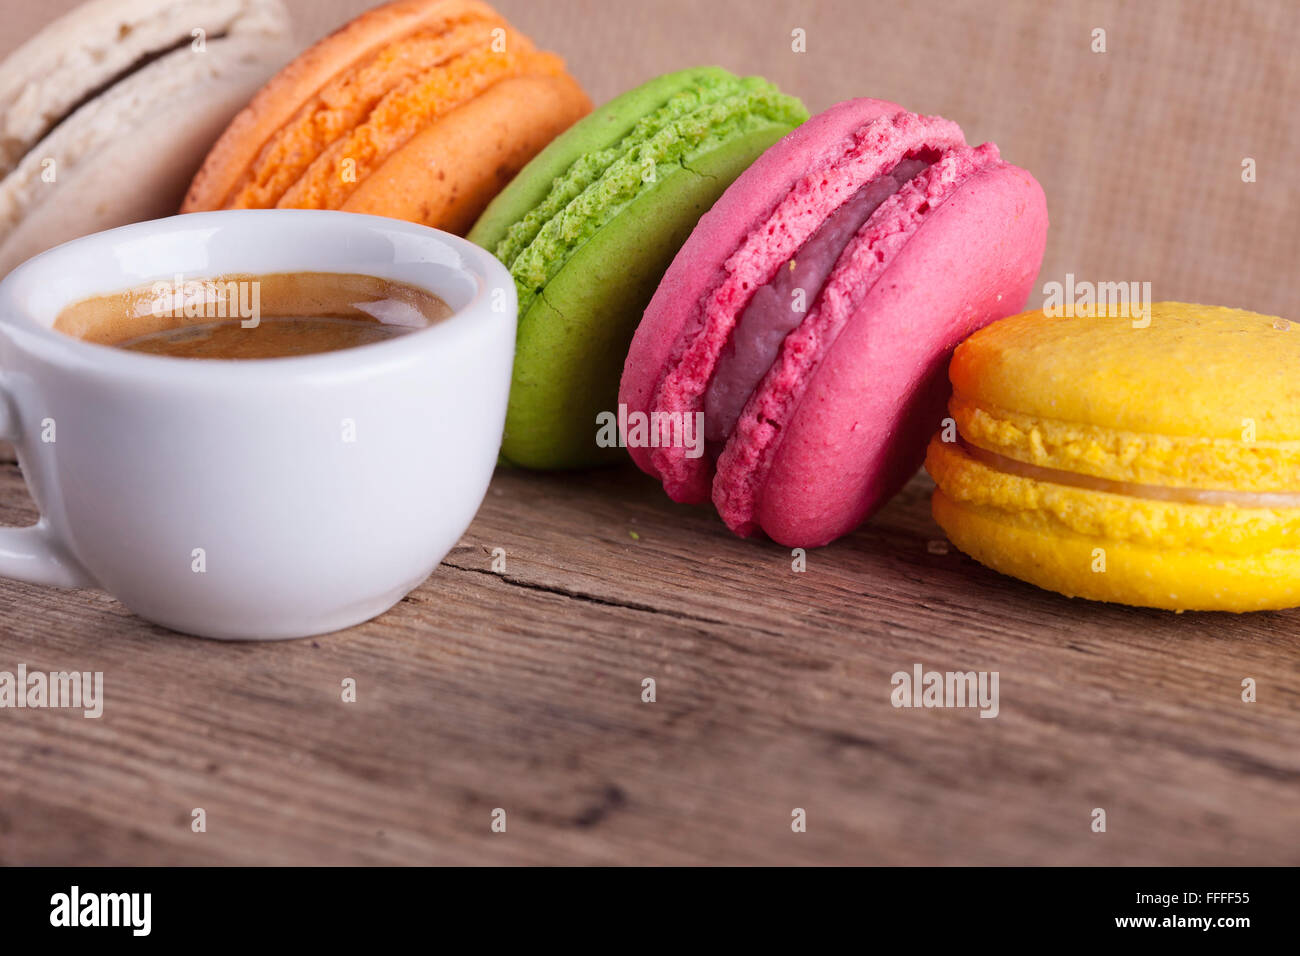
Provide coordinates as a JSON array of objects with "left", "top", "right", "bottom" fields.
[{"left": 0, "top": 0, "right": 294, "bottom": 275}]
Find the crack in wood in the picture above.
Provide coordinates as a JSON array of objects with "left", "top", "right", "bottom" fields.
[{"left": 440, "top": 561, "right": 789, "bottom": 637}]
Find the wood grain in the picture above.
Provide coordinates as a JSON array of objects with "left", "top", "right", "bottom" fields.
[{"left": 0, "top": 446, "right": 1296, "bottom": 865}]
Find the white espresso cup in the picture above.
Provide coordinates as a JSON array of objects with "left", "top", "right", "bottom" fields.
[{"left": 0, "top": 210, "right": 516, "bottom": 639}]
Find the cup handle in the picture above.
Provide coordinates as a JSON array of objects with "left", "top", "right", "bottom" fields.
[{"left": 0, "top": 379, "right": 95, "bottom": 588}]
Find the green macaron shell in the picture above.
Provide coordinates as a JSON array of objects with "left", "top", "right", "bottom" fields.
[
  {"left": 502, "top": 122, "right": 798, "bottom": 468},
  {"left": 470, "top": 67, "right": 808, "bottom": 468},
  {"left": 468, "top": 66, "right": 732, "bottom": 256},
  {"left": 488, "top": 69, "right": 748, "bottom": 290},
  {"left": 506, "top": 79, "right": 804, "bottom": 320}
]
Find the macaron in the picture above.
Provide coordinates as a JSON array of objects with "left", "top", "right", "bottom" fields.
[
  {"left": 0, "top": 0, "right": 293, "bottom": 275},
  {"left": 182, "top": 0, "right": 591, "bottom": 237},
  {"left": 620, "top": 98, "right": 1048, "bottom": 546},
  {"left": 469, "top": 66, "right": 808, "bottom": 469},
  {"left": 926, "top": 303, "right": 1300, "bottom": 612}
]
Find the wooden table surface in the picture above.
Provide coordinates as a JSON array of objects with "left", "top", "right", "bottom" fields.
[{"left": 1, "top": 440, "right": 1296, "bottom": 866}]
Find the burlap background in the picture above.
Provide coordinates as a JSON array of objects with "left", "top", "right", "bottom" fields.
[{"left": 7, "top": 0, "right": 1298, "bottom": 317}]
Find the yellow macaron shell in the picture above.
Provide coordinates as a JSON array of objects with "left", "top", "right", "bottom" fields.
[
  {"left": 949, "top": 303, "right": 1300, "bottom": 490},
  {"left": 929, "top": 465, "right": 1300, "bottom": 612},
  {"left": 929, "top": 302, "right": 1300, "bottom": 612}
]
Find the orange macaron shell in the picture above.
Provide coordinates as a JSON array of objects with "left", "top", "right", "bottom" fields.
[
  {"left": 344, "top": 70, "right": 590, "bottom": 235},
  {"left": 222, "top": 13, "right": 508, "bottom": 210},
  {"left": 184, "top": 0, "right": 496, "bottom": 211},
  {"left": 275, "top": 44, "right": 558, "bottom": 210},
  {"left": 180, "top": 0, "right": 591, "bottom": 234}
]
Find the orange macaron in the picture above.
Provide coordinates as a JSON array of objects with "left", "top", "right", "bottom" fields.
[{"left": 182, "top": 0, "right": 591, "bottom": 235}]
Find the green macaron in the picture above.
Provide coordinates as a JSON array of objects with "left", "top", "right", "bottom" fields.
[{"left": 468, "top": 66, "right": 808, "bottom": 469}]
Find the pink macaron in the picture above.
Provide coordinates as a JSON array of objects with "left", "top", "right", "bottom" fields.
[{"left": 619, "top": 98, "right": 1048, "bottom": 547}]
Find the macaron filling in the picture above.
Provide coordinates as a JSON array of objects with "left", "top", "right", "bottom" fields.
[
  {"left": 33, "top": 33, "right": 211, "bottom": 151},
  {"left": 703, "top": 155, "right": 932, "bottom": 445},
  {"left": 959, "top": 439, "right": 1300, "bottom": 508},
  {"left": 642, "top": 110, "right": 968, "bottom": 505},
  {"left": 710, "top": 142, "right": 1008, "bottom": 537},
  {"left": 0, "top": 0, "right": 279, "bottom": 179}
]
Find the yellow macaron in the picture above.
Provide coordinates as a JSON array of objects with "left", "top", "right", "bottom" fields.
[{"left": 925, "top": 302, "right": 1300, "bottom": 612}]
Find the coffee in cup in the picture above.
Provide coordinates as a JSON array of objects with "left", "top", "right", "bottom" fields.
[{"left": 53, "top": 271, "right": 454, "bottom": 359}]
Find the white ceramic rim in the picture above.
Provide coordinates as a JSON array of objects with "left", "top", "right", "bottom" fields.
[{"left": 0, "top": 210, "right": 507, "bottom": 383}]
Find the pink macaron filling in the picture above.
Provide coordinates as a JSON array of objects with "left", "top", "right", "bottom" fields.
[
  {"left": 703, "top": 155, "right": 933, "bottom": 445},
  {"left": 643, "top": 110, "right": 967, "bottom": 504},
  {"left": 620, "top": 98, "right": 1049, "bottom": 546},
  {"left": 712, "top": 142, "right": 1014, "bottom": 539}
]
